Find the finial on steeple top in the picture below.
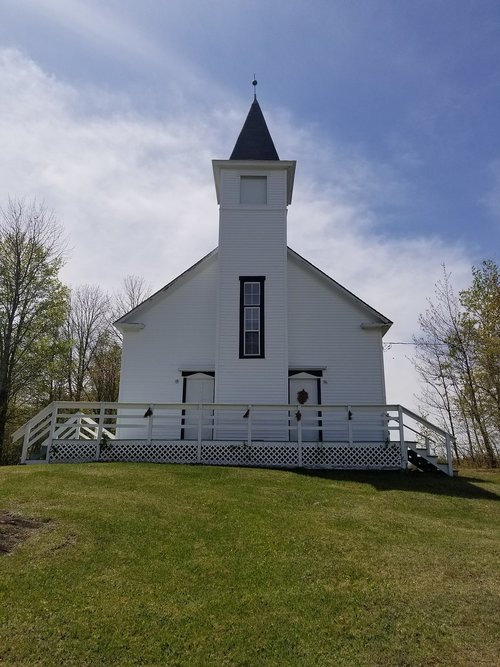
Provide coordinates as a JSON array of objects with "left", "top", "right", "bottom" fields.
[
  {"left": 229, "top": 83, "right": 279, "bottom": 160},
  {"left": 252, "top": 75, "right": 257, "bottom": 100}
]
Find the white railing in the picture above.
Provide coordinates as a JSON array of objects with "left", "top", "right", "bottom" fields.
[
  {"left": 397, "top": 405, "right": 454, "bottom": 477},
  {"left": 12, "top": 401, "right": 454, "bottom": 475}
]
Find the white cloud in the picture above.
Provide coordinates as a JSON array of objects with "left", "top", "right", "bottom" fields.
[
  {"left": 0, "top": 48, "right": 224, "bottom": 287},
  {"left": 0, "top": 49, "right": 474, "bottom": 412}
]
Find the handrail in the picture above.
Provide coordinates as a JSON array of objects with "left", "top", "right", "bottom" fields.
[
  {"left": 399, "top": 405, "right": 452, "bottom": 440},
  {"left": 49, "top": 401, "right": 401, "bottom": 412},
  {"left": 13, "top": 401, "right": 454, "bottom": 474},
  {"left": 11, "top": 402, "right": 55, "bottom": 443}
]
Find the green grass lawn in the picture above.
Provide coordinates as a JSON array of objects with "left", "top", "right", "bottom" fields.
[{"left": 0, "top": 463, "right": 499, "bottom": 667}]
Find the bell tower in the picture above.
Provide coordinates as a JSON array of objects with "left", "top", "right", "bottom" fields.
[{"left": 212, "top": 91, "right": 296, "bottom": 403}]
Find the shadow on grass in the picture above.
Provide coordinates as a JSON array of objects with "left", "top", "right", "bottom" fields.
[{"left": 292, "top": 468, "right": 500, "bottom": 501}]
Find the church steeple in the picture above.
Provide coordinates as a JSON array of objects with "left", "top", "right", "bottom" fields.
[
  {"left": 229, "top": 98, "right": 280, "bottom": 161},
  {"left": 213, "top": 93, "right": 296, "bottom": 405}
]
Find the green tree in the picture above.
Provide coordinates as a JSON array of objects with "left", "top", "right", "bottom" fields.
[
  {"left": 0, "top": 200, "right": 68, "bottom": 463},
  {"left": 458, "top": 260, "right": 500, "bottom": 466},
  {"left": 413, "top": 268, "right": 464, "bottom": 461},
  {"left": 413, "top": 263, "right": 499, "bottom": 467}
]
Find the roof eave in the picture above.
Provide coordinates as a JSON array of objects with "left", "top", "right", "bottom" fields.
[
  {"left": 288, "top": 247, "right": 393, "bottom": 332},
  {"left": 115, "top": 248, "right": 218, "bottom": 326}
]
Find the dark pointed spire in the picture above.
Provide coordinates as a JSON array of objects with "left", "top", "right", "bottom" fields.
[{"left": 230, "top": 98, "right": 280, "bottom": 161}]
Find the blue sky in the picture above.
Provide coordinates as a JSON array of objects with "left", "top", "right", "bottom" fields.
[{"left": 1, "top": 0, "right": 499, "bottom": 409}]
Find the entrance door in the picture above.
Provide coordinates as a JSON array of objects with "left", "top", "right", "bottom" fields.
[
  {"left": 289, "top": 373, "right": 320, "bottom": 442},
  {"left": 183, "top": 373, "right": 215, "bottom": 440}
]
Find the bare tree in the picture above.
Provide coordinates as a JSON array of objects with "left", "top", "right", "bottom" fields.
[
  {"left": 412, "top": 269, "right": 463, "bottom": 460},
  {"left": 66, "top": 285, "right": 110, "bottom": 401},
  {"left": 0, "top": 199, "right": 67, "bottom": 462},
  {"left": 87, "top": 334, "right": 121, "bottom": 402},
  {"left": 114, "top": 275, "right": 152, "bottom": 318},
  {"left": 73, "top": 276, "right": 152, "bottom": 402},
  {"left": 413, "top": 265, "right": 498, "bottom": 466}
]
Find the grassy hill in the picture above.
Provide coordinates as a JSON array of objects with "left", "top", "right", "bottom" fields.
[{"left": 0, "top": 463, "right": 499, "bottom": 666}]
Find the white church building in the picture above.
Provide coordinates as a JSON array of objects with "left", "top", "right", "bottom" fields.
[
  {"left": 16, "top": 95, "right": 454, "bottom": 474},
  {"left": 117, "top": 97, "right": 391, "bottom": 412}
]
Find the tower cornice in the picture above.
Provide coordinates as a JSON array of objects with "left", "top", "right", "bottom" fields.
[{"left": 212, "top": 159, "right": 296, "bottom": 205}]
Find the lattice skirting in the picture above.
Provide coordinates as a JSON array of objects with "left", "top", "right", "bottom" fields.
[
  {"left": 301, "top": 443, "right": 401, "bottom": 469},
  {"left": 49, "top": 440, "right": 403, "bottom": 469}
]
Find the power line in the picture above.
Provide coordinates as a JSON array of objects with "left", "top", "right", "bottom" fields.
[
  {"left": 383, "top": 341, "right": 451, "bottom": 350},
  {"left": 384, "top": 341, "right": 450, "bottom": 346},
  {"left": 384, "top": 340, "right": 416, "bottom": 345}
]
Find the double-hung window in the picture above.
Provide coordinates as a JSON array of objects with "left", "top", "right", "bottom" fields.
[{"left": 239, "top": 277, "right": 265, "bottom": 358}]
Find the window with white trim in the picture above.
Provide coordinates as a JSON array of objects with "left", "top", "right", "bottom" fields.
[{"left": 239, "top": 277, "right": 265, "bottom": 358}]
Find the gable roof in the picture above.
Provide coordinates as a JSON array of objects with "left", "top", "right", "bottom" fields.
[
  {"left": 287, "top": 247, "right": 393, "bottom": 332},
  {"left": 115, "top": 247, "right": 392, "bottom": 334},
  {"left": 114, "top": 249, "right": 218, "bottom": 329},
  {"left": 229, "top": 99, "right": 280, "bottom": 161}
]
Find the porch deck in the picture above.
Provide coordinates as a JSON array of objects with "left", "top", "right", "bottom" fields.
[{"left": 12, "top": 402, "right": 455, "bottom": 475}]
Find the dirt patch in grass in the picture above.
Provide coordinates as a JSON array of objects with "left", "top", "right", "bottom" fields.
[{"left": 0, "top": 512, "right": 48, "bottom": 555}]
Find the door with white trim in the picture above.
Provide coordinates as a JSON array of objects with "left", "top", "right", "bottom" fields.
[
  {"left": 183, "top": 373, "right": 214, "bottom": 440},
  {"left": 289, "top": 373, "right": 320, "bottom": 442}
]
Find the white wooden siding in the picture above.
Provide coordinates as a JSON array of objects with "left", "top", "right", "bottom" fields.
[
  {"left": 119, "top": 248, "right": 387, "bottom": 412},
  {"left": 119, "top": 255, "right": 218, "bottom": 404},
  {"left": 119, "top": 157, "right": 387, "bottom": 420},
  {"left": 287, "top": 251, "right": 386, "bottom": 405},
  {"left": 215, "top": 165, "right": 289, "bottom": 404}
]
